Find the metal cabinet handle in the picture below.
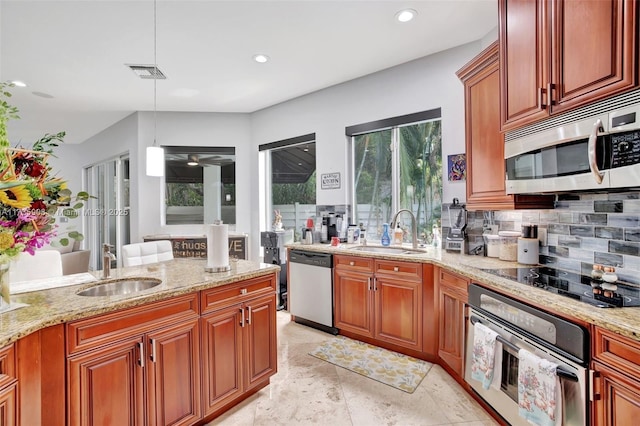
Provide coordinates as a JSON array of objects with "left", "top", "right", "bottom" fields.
[
  {"left": 138, "top": 341, "right": 145, "bottom": 368},
  {"left": 368, "top": 277, "right": 372, "bottom": 291},
  {"left": 240, "top": 288, "right": 247, "bottom": 295},
  {"left": 588, "top": 119, "right": 605, "bottom": 184},
  {"left": 247, "top": 306, "right": 252, "bottom": 325},
  {"left": 393, "top": 266, "right": 399, "bottom": 272},
  {"left": 546, "top": 83, "right": 554, "bottom": 106},
  {"left": 349, "top": 261, "right": 355, "bottom": 266},
  {"left": 150, "top": 338, "right": 156, "bottom": 362},
  {"left": 373, "top": 277, "right": 377, "bottom": 291},
  {"left": 539, "top": 86, "right": 546, "bottom": 109},
  {"left": 240, "top": 308, "right": 245, "bottom": 327}
]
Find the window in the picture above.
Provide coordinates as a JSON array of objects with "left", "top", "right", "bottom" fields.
[
  {"left": 349, "top": 110, "right": 442, "bottom": 243},
  {"left": 164, "top": 146, "right": 235, "bottom": 225},
  {"left": 259, "top": 134, "right": 316, "bottom": 240}
]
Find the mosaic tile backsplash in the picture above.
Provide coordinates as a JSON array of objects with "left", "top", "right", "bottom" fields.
[{"left": 442, "top": 191, "right": 640, "bottom": 285}]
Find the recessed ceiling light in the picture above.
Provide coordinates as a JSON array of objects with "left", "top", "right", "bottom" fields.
[
  {"left": 10, "top": 80, "right": 27, "bottom": 87},
  {"left": 253, "top": 54, "right": 270, "bottom": 63},
  {"left": 395, "top": 9, "right": 417, "bottom": 23}
]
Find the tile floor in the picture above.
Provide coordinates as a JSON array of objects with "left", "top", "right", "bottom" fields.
[{"left": 209, "top": 312, "right": 499, "bottom": 425}]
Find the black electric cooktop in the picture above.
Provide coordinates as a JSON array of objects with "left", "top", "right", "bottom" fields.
[{"left": 481, "top": 266, "right": 640, "bottom": 308}]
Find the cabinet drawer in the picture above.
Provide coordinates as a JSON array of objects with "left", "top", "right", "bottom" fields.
[
  {"left": 201, "top": 274, "right": 276, "bottom": 315},
  {"left": 593, "top": 327, "right": 640, "bottom": 379},
  {"left": 334, "top": 255, "right": 374, "bottom": 273},
  {"left": 437, "top": 268, "right": 469, "bottom": 294},
  {"left": 0, "top": 344, "right": 15, "bottom": 389},
  {"left": 374, "top": 259, "right": 422, "bottom": 282},
  {"left": 67, "top": 293, "right": 199, "bottom": 355}
]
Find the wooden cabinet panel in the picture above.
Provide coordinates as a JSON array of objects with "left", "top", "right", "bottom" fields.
[
  {"left": 0, "top": 382, "right": 17, "bottom": 426},
  {"left": 147, "top": 319, "right": 201, "bottom": 426},
  {"left": 201, "top": 275, "right": 275, "bottom": 315},
  {"left": 593, "top": 327, "right": 640, "bottom": 379},
  {"left": 593, "top": 361, "right": 640, "bottom": 426},
  {"left": 374, "top": 259, "right": 422, "bottom": 282},
  {"left": 202, "top": 305, "right": 244, "bottom": 415},
  {"left": 499, "top": 0, "right": 638, "bottom": 131},
  {"left": 457, "top": 41, "right": 554, "bottom": 210},
  {"left": 67, "top": 293, "right": 199, "bottom": 355},
  {"left": 0, "top": 345, "right": 14, "bottom": 391},
  {"left": 244, "top": 294, "right": 278, "bottom": 391},
  {"left": 334, "top": 268, "right": 374, "bottom": 337},
  {"left": 552, "top": 0, "right": 637, "bottom": 113},
  {"left": 499, "top": 0, "right": 549, "bottom": 129},
  {"left": 67, "top": 337, "right": 145, "bottom": 426},
  {"left": 422, "top": 264, "right": 438, "bottom": 358},
  {"left": 436, "top": 268, "right": 469, "bottom": 378},
  {"left": 334, "top": 255, "right": 374, "bottom": 273},
  {"left": 375, "top": 276, "right": 422, "bottom": 351}
]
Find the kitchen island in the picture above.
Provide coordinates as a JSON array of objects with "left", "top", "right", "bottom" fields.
[{"left": 0, "top": 258, "right": 280, "bottom": 426}]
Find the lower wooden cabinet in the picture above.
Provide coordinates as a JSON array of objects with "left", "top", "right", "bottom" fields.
[
  {"left": 436, "top": 267, "right": 469, "bottom": 379},
  {"left": 334, "top": 255, "right": 423, "bottom": 352},
  {"left": 201, "top": 293, "right": 277, "bottom": 417},
  {"left": 592, "top": 326, "right": 640, "bottom": 425},
  {"left": 0, "top": 382, "right": 17, "bottom": 426}
]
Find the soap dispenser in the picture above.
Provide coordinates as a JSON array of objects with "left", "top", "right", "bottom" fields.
[{"left": 381, "top": 223, "right": 391, "bottom": 246}]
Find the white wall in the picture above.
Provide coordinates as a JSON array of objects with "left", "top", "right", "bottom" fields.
[{"left": 52, "top": 40, "right": 489, "bottom": 261}]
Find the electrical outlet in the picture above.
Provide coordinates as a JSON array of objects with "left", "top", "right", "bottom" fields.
[{"left": 538, "top": 228, "right": 548, "bottom": 246}]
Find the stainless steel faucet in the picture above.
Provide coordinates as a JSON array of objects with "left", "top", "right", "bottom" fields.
[
  {"left": 390, "top": 209, "right": 419, "bottom": 249},
  {"left": 102, "top": 244, "right": 116, "bottom": 279}
]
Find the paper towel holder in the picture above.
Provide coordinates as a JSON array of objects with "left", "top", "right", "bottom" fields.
[{"left": 205, "top": 220, "right": 231, "bottom": 273}]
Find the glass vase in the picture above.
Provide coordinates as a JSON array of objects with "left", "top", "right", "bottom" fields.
[{"left": 0, "top": 261, "right": 9, "bottom": 311}]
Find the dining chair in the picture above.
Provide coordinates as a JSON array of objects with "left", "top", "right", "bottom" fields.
[{"left": 121, "top": 240, "right": 174, "bottom": 267}]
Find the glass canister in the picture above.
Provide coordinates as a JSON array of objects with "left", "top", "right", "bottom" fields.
[
  {"left": 484, "top": 234, "right": 501, "bottom": 258},
  {"left": 498, "top": 231, "right": 520, "bottom": 261}
]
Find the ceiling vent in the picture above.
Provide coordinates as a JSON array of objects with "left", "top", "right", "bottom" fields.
[{"left": 126, "top": 64, "right": 167, "bottom": 79}]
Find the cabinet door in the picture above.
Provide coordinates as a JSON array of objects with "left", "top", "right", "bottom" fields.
[
  {"left": 67, "top": 337, "right": 145, "bottom": 426},
  {"left": 438, "top": 285, "right": 466, "bottom": 378},
  {"left": 499, "top": 0, "right": 550, "bottom": 130},
  {"left": 593, "top": 362, "right": 640, "bottom": 426},
  {"left": 146, "top": 319, "right": 201, "bottom": 426},
  {"left": 374, "top": 276, "right": 423, "bottom": 351},
  {"left": 0, "top": 382, "right": 17, "bottom": 426},
  {"left": 244, "top": 294, "right": 278, "bottom": 391},
  {"left": 551, "top": 0, "right": 637, "bottom": 114},
  {"left": 201, "top": 305, "right": 244, "bottom": 416},
  {"left": 334, "top": 269, "right": 374, "bottom": 337}
]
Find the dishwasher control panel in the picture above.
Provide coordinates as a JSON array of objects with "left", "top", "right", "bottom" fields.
[{"left": 289, "top": 250, "right": 333, "bottom": 268}]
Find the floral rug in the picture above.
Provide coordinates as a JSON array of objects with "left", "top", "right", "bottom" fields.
[{"left": 308, "top": 335, "right": 432, "bottom": 393}]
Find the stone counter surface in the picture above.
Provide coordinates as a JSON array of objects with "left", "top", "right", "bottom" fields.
[
  {"left": 0, "top": 258, "right": 279, "bottom": 348},
  {"left": 288, "top": 242, "right": 640, "bottom": 343}
]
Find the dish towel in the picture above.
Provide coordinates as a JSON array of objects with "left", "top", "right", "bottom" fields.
[
  {"left": 470, "top": 322, "right": 500, "bottom": 389},
  {"left": 518, "top": 349, "right": 562, "bottom": 426}
]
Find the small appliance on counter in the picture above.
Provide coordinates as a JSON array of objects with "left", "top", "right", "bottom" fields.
[
  {"left": 445, "top": 198, "right": 467, "bottom": 253},
  {"left": 517, "top": 224, "right": 539, "bottom": 264},
  {"left": 260, "top": 231, "right": 289, "bottom": 310}
]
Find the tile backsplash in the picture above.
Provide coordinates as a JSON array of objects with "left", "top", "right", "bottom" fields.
[{"left": 443, "top": 191, "right": 640, "bottom": 285}]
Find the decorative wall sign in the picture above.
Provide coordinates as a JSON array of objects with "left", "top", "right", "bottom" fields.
[
  {"left": 447, "top": 153, "right": 466, "bottom": 181},
  {"left": 144, "top": 235, "right": 247, "bottom": 259},
  {"left": 321, "top": 172, "right": 341, "bottom": 189}
]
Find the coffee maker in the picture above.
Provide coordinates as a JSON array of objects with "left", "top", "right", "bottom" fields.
[{"left": 445, "top": 198, "right": 467, "bottom": 253}]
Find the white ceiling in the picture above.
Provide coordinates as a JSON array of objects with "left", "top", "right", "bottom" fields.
[{"left": 1, "top": 0, "right": 497, "bottom": 145}]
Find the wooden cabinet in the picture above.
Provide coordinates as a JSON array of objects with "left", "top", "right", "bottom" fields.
[
  {"left": 201, "top": 275, "right": 277, "bottom": 418},
  {"left": 66, "top": 294, "right": 201, "bottom": 426},
  {"left": 436, "top": 268, "right": 469, "bottom": 379},
  {"left": 592, "top": 327, "right": 640, "bottom": 425},
  {"left": 499, "top": 0, "right": 638, "bottom": 131},
  {"left": 334, "top": 255, "right": 423, "bottom": 352},
  {"left": 457, "top": 41, "right": 554, "bottom": 211},
  {"left": 0, "top": 344, "right": 16, "bottom": 426}
]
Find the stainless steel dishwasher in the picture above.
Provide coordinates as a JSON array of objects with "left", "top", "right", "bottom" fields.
[{"left": 288, "top": 249, "right": 337, "bottom": 334}]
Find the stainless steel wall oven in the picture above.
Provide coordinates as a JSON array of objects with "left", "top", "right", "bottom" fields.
[{"left": 465, "top": 284, "right": 589, "bottom": 425}]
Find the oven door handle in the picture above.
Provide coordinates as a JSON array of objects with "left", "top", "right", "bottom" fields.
[{"left": 470, "top": 316, "right": 579, "bottom": 382}]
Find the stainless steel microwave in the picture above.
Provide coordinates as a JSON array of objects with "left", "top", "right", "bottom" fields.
[{"left": 505, "top": 104, "right": 640, "bottom": 194}]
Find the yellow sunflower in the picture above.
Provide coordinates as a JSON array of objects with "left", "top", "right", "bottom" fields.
[
  {"left": 0, "top": 232, "right": 13, "bottom": 251},
  {"left": 0, "top": 185, "right": 32, "bottom": 209}
]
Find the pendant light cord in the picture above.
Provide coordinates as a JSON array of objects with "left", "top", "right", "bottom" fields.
[{"left": 153, "top": 0, "right": 157, "bottom": 147}]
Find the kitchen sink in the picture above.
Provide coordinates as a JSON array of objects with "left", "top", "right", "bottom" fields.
[
  {"left": 349, "top": 245, "right": 428, "bottom": 255},
  {"left": 76, "top": 278, "right": 162, "bottom": 297}
]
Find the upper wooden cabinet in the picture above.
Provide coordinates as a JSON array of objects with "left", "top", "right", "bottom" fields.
[
  {"left": 499, "top": 0, "right": 638, "bottom": 131},
  {"left": 457, "top": 41, "right": 554, "bottom": 211}
]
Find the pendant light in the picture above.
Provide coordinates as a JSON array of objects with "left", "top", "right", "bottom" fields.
[{"left": 146, "top": 0, "right": 164, "bottom": 177}]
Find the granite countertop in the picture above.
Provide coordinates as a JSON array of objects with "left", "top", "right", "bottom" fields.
[
  {"left": 288, "top": 242, "right": 640, "bottom": 343},
  {"left": 0, "top": 258, "right": 280, "bottom": 348}
]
